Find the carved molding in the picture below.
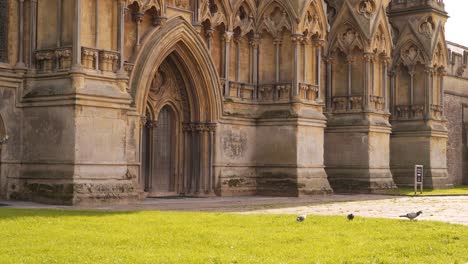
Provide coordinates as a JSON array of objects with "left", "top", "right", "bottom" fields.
[{"left": 358, "top": 0, "right": 376, "bottom": 19}]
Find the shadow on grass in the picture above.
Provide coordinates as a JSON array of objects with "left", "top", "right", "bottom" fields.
[{"left": 0, "top": 208, "right": 138, "bottom": 220}]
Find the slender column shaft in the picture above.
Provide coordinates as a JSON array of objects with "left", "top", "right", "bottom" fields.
[
  {"left": 274, "top": 39, "right": 281, "bottom": 83},
  {"left": 72, "top": 0, "right": 82, "bottom": 69},
  {"left": 29, "top": 0, "right": 38, "bottom": 68},
  {"left": 95, "top": 0, "right": 99, "bottom": 47},
  {"left": 208, "top": 128, "right": 215, "bottom": 193},
  {"left": 315, "top": 43, "right": 322, "bottom": 101},
  {"left": 190, "top": 128, "right": 196, "bottom": 193},
  {"left": 410, "top": 71, "right": 415, "bottom": 105},
  {"left": 425, "top": 67, "right": 433, "bottom": 119},
  {"left": 364, "top": 53, "right": 372, "bottom": 110},
  {"left": 302, "top": 41, "right": 307, "bottom": 82},
  {"left": 16, "top": 0, "right": 26, "bottom": 68},
  {"left": 440, "top": 69, "right": 446, "bottom": 116},
  {"left": 224, "top": 32, "right": 233, "bottom": 97},
  {"left": 371, "top": 59, "right": 375, "bottom": 96},
  {"left": 206, "top": 29, "right": 214, "bottom": 51},
  {"left": 57, "top": 0, "right": 62, "bottom": 47},
  {"left": 347, "top": 58, "right": 352, "bottom": 110},
  {"left": 382, "top": 59, "right": 388, "bottom": 111},
  {"left": 390, "top": 70, "right": 395, "bottom": 115},
  {"left": 235, "top": 39, "right": 240, "bottom": 81},
  {"left": 292, "top": 34, "right": 302, "bottom": 96},
  {"left": 135, "top": 13, "right": 143, "bottom": 49},
  {"left": 117, "top": 2, "right": 126, "bottom": 74},
  {"left": 326, "top": 58, "right": 333, "bottom": 111},
  {"left": 250, "top": 35, "right": 259, "bottom": 99}
]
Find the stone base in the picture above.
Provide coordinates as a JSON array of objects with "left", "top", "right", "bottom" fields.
[
  {"left": 391, "top": 123, "right": 451, "bottom": 189},
  {"left": 326, "top": 168, "right": 396, "bottom": 193},
  {"left": 392, "top": 168, "right": 453, "bottom": 189},
  {"left": 7, "top": 179, "right": 141, "bottom": 205},
  {"left": 325, "top": 114, "right": 396, "bottom": 193},
  {"left": 256, "top": 167, "right": 332, "bottom": 196}
]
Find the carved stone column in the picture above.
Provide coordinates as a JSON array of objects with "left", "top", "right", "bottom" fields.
[
  {"left": 273, "top": 38, "right": 282, "bottom": 83},
  {"left": 249, "top": 34, "right": 260, "bottom": 99},
  {"left": 314, "top": 40, "right": 324, "bottom": 102},
  {"left": 425, "top": 66, "right": 434, "bottom": 119},
  {"left": 291, "top": 34, "right": 303, "bottom": 97},
  {"left": 223, "top": 32, "right": 233, "bottom": 97},
  {"left": 363, "top": 52, "right": 373, "bottom": 111},
  {"left": 15, "top": 0, "right": 26, "bottom": 69},
  {"left": 390, "top": 69, "right": 396, "bottom": 115},
  {"left": 57, "top": 0, "right": 62, "bottom": 48},
  {"left": 71, "top": 0, "right": 82, "bottom": 70},
  {"left": 382, "top": 57, "right": 389, "bottom": 112},
  {"left": 346, "top": 55, "right": 353, "bottom": 111},
  {"left": 206, "top": 28, "right": 214, "bottom": 51},
  {"left": 29, "top": 0, "right": 38, "bottom": 69},
  {"left": 134, "top": 12, "right": 144, "bottom": 51},
  {"left": 117, "top": 1, "right": 126, "bottom": 76},
  {"left": 439, "top": 68, "right": 446, "bottom": 117},
  {"left": 325, "top": 57, "right": 334, "bottom": 112}
]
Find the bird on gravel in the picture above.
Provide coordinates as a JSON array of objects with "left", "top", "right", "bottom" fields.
[
  {"left": 296, "top": 214, "right": 307, "bottom": 222},
  {"left": 399, "top": 211, "right": 422, "bottom": 220},
  {"left": 347, "top": 214, "right": 355, "bottom": 221}
]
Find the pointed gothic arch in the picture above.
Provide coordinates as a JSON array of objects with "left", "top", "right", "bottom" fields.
[
  {"left": 130, "top": 17, "right": 222, "bottom": 121},
  {"left": 130, "top": 17, "right": 221, "bottom": 196}
]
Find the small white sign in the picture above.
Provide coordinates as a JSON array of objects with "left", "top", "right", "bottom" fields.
[{"left": 414, "top": 165, "right": 424, "bottom": 194}]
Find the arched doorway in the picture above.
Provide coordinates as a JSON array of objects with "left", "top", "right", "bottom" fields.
[
  {"left": 141, "top": 56, "right": 216, "bottom": 196},
  {"left": 130, "top": 18, "right": 222, "bottom": 197}
]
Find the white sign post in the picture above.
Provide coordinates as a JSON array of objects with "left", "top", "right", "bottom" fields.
[{"left": 414, "top": 165, "right": 424, "bottom": 194}]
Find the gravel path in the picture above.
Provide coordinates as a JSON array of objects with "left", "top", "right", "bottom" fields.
[{"left": 242, "top": 196, "right": 468, "bottom": 226}]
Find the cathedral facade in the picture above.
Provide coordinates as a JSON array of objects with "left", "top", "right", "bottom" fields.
[{"left": 0, "top": 0, "right": 467, "bottom": 205}]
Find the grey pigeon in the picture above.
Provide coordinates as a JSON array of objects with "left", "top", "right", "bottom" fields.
[
  {"left": 399, "top": 211, "right": 422, "bottom": 220},
  {"left": 347, "top": 213, "right": 354, "bottom": 221},
  {"left": 296, "top": 214, "right": 307, "bottom": 222}
]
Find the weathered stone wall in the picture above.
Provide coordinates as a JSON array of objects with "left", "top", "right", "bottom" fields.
[
  {"left": 445, "top": 77, "right": 468, "bottom": 185},
  {"left": 0, "top": 72, "right": 23, "bottom": 199}
]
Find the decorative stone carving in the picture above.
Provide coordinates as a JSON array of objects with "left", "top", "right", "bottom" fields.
[
  {"left": 400, "top": 44, "right": 425, "bottom": 66},
  {"left": 128, "top": 0, "right": 162, "bottom": 12},
  {"left": 260, "top": 9, "right": 291, "bottom": 38},
  {"left": 419, "top": 16, "right": 435, "bottom": 38},
  {"left": 200, "top": 0, "right": 227, "bottom": 27},
  {"left": 35, "top": 50, "right": 55, "bottom": 72},
  {"left": 99, "top": 50, "right": 119, "bottom": 72},
  {"left": 81, "top": 47, "right": 98, "bottom": 70},
  {"left": 303, "top": 12, "right": 321, "bottom": 39},
  {"left": 124, "top": 62, "right": 135, "bottom": 75},
  {"left": 150, "top": 70, "right": 165, "bottom": 95},
  {"left": 337, "top": 28, "right": 364, "bottom": 54},
  {"left": 233, "top": 6, "right": 253, "bottom": 37},
  {"left": 431, "top": 104, "right": 443, "bottom": 119},
  {"left": 299, "top": 83, "right": 319, "bottom": 102},
  {"left": 333, "top": 97, "right": 347, "bottom": 112},
  {"left": 174, "top": 0, "right": 189, "bottom": 9},
  {"left": 370, "top": 96, "right": 384, "bottom": 111},
  {"left": 396, "top": 105, "right": 425, "bottom": 119},
  {"left": 358, "top": 0, "right": 375, "bottom": 19},
  {"left": 222, "top": 130, "right": 247, "bottom": 159},
  {"left": 350, "top": 96, "right": 363, "bottom": 111},
  {"left": 55, "top": 48, "right": 72, "bottom": 71}
]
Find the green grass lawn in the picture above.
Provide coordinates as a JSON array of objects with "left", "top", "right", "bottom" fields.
[
  {"left": 0, "top": 209, "right": 467, "bottom": 263},
  {"left": 387, "top": 186, "right": 468, "bottom": 196}
]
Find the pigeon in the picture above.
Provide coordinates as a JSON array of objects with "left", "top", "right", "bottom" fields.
[
  {"left": 399, "top": 211, "right": 422, "bottom": 220},
  {"left": 347, "top": 213, "right": 355, "bottom": 221},
  {"left": 296, "top": 214, "right": 307, "bottom": 222}
]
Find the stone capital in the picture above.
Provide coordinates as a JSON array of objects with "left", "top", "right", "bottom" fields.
[{"left": 223, "top": 32, "right": 234, "bottom": 42}]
